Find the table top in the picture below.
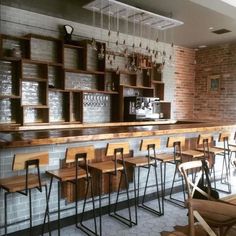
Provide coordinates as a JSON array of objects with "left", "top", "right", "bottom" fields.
[{"left": 0, "top": 121, "right": 235, "bottom": 148}]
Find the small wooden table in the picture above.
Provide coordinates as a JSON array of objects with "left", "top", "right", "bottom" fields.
[{"left": 222, "top": 194, "right": 236, "bottom": 204}]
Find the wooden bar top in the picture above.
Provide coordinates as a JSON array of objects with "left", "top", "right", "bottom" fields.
[{"left": 0, "top": 121, "right": 235, "bottom": 148}]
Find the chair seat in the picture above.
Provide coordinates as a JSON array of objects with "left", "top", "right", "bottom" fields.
[
  {"left": 228, "top": 145, "right": 236, "bottom": 152},
  {"left": 88, "top": 161, "right": 123, "bottom": 174},
  {"left": 181, "top": 150, "right": 204, "bottom": 158},
  {"left": 124, "top": 156, "right": 155, "bottom": 167},
  {"left": 154, "top": 153, "right": 178, "bottom": 162},
  {"left": 46, "top": 167, "right": 88, "bottom": 181},
  {"left": 192, "top": 199, "right": 236, "bottom": 225},
  {"left": 0, "top": 174, "right": 43, "bottom": 192},
  {"left": 196, "top": 147, "right": 224, "bottom": 155},
  {"left": 161, "top": 225, "right": 208, "bottom": 236}
]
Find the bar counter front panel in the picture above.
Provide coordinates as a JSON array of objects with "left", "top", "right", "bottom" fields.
[{"left": 0, "top": 121, "right": 235, "bottom": 234}]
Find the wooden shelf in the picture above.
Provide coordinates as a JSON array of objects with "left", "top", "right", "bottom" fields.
[
  {"left": 0, "top": 57, "right": 22, "bottom": 62},
  {"left": 22, "top": 77, "right": 47, "bottom": 82},
  {"left": 22, "top": 105, "right": 48, "bottom": 108},
  {"left": 120, "top": 84, "right": 153, "bottom": 90},
  {"left": 1, "top": 34, "right": 30, "bottom": 41},
  {"left": 106, "top": 69, "right": 137, "bottom": 75},
  {"left": 65, "top": 89, "right": 118, "bottom": 94},
  {"left": 65, "top": 68, "right": 105, "bottom": 75},
  {"left": 22, "top": 59, "right": 48, "bottom": 65},
  {"left": 64, "top": 44, "right": 84, "bottom": 49},
  {"left": 25, "top": 33, "right": 61, "bottom": 42},
  {"left": 0, "top": 95, "right": 20, "bottom": 99},
  {"left": 0, "top": 33, "right": 170, "bottom": 127},
  {"left": 152, "top": 80, "right": 164, "bottom": 84},
  {"left": 48, "top": 88, "right": 67, "bottom": 92},
  {"left": 21, "top": 59, "right": 63, "bottom": 67}
]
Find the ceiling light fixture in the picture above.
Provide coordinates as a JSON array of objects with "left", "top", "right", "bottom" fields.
[
  {"left": 83, "top": 0, "right": 183, "bottom": 30},
  {"left": 221, "top": 0, "right": 236, "bottom": 7}
]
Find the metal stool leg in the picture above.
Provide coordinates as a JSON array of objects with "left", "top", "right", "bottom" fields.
[
  {"left": 133, "top": 168, "right": 138, "bottom": 225},
  {"left": 90, "top": 177, "right": 98, "bottom": 235},
  {"left": 29, "top": 189, "right": 32, "bottom": 236},
  {"left": 166, "top": 162, "right": 185, "bottom": 208},
  {"left": 57, "top": 181, "right": 61, "bottom": 236},
  {"left": 42, "top": 177, "right": 53, "bottom": 235},
  {"left": 76, "top": 178, "right": 98, "bottom": 235},
  {"left": 160, "top": 162, "right": 164, "bottom": 214},
  {"left": 110, "top": 169, "right": 134, "bottom": 227},
  {"left": 4, "top": 192, "right": 8, "bottom": 236},
  {"left": 139, "top": 164, "right": 162, "bottom": 216},
  {"left": 98, "top": 175, "right": 102, "bottom": 236},
  {"left": 114, "top": 172, "right": 122, "bottom": 214},
  {"left": 108, "top": 173, "right": 112, "bottom": 215},
  {"left": 137, "top": 167, "right": 140, "bottom": 205}
]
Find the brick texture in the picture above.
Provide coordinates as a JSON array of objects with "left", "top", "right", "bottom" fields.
[
  {"left": 195, "top": 43, "right": 236, "bottom": 121},
  {"left": 174, "top": 46, "right": 196, "bottom": 119}
]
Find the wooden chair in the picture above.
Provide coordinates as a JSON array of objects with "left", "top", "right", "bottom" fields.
[
  {"left": 196, "top": 133, "right": 231, "bottom": 193},
  {"left": 45, "top": 146, "right": 97, "bottom": 236},
  {"left": 88, "top": 142, "right": 135, "bottom": 236},
  {"left": 228, "top": 132, "right": 236, "bottom": 168},
  {"left": 153, "top": 136, "right": 204, "bottom": 212},
  {"left": 0, "top": 152, "right": 50, "bottom": 236},
  {"left": 124, "top": 139, "right": 163, "bottom": 224},
  {"left": 179, "top": 160, "right": 236, "bottom": 236}
]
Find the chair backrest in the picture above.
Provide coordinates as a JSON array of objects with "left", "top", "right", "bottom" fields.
[
  {"left": 106, "top": 142, "right": 130, "bottom": 156},
  {"left": 12, "top": 152, "right": 49, "bottom": 171},
  {"left": 167, "top": 136, "right": 185, "bottom": 148},
  {"left": 178, "top": 160, "right": 209, "bottom": 199},
  {"left": 65, "top": 145, "right": 95, "bottom": 163},
  {"left": 197, "top": 134, "right": 213, "bottom": 145},
  {"left": 140, "top": 139, "right": 160, "bottom": 151},
  {"left": 218, "top": 132, "right": 230, "bottom": 142}
]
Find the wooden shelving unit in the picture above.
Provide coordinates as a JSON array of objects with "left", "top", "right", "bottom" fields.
[{"left": 0, "top": 33, "right": 171, "bottom": 128}]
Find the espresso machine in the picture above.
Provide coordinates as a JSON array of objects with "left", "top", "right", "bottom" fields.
[{"left": 124, "top": 96, "right": 160, "bottom": 121}]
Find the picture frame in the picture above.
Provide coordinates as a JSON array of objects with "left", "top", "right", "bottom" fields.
[{"left": 207, "top": 75, "right": 221, "bottom": 93}]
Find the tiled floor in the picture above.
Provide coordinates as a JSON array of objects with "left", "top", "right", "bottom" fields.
[{"left": 47, "top": 167, "right": 236, "bottom": 236}]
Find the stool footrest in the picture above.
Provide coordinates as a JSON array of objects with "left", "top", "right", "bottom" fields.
[
  {"left": 138, "top": 203, "right": 163, "bottom": 216},
  {"left": 109, "top": 212, "right": 136, "bottom": 227}
]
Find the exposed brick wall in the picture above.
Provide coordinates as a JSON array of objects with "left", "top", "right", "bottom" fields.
[
  {"left": 174, "top": 46, "right": 196, "bottom": 119},
  {"left": 195, "top": 43, "right": 236, "bottom": 121}
]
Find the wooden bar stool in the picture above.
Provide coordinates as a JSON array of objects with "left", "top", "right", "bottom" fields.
[
  {"left": 0, "top": 152, "right": 50, "bottom": 236},
  {"left": 124, "top": 139, "right": 163, "bottom": 224},
  {"left": 88, "top": 142, "right": 135, "bottom": 236},
  {"left": 196, "top": 133, "right": 230, "bottom": 193},
  {"left": 228, "top": 132, "right": 236, "bottom": 167},
  {"left": 44, "top": 146, "right": 97, "bottom": 236},
  {"left": 214, "top": 133, "right": 232, "bottom": 193},
  {"left": 152, "top": 136, "right": 204, "bottom": 212}
]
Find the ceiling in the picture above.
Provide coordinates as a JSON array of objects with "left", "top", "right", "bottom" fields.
[
  {"left": 117, "top": 0, "right": 236, "bottom": 48},
  {"left": 1, "top": 0, "right": 236, "bottom": 48}
]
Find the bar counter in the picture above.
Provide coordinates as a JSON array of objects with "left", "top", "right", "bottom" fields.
[{"left": 0, "top": 120, "right": 235, "bottom": 148}]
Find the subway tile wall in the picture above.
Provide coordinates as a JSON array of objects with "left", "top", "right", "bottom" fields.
[{"left": 0, "top": 4, "right": 196, "bottom": 234}]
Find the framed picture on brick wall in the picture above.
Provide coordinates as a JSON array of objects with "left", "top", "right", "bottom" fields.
[{"left": 207, "top": 75, "right": 221, "bottom": 93}]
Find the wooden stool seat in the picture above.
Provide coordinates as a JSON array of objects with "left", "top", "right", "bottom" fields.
[
  {"left": 89, "top": 160, "right": 124, "bottom": 174},
  {"left": 46, "top": 167, "right": 88, "bottom": 182},
  {"left": 124, "top": 156, "right": 155, "bottom": 167},
  {"left": 196, "top": 147, "right": 224, "bottom": 155},
  {"left": 44, "top": 145, "right": 98, "bottom": 236},
  {"left": 181, "top": 150, "right": 204, "bottom": 159},
  {"left": 154, "top": 153, "right": 178, "bottom": 162},
  {"left": 192, "top": 199, "right": 236, "bottom": 225},
  {"left": 228, "top": 145, "right": 236, "bottom": 152},
  {"left": 0, "top": 151, "right": 49, "bottom": 235},
  {"left": 0, "top": 174, "right": 44, "bottom": 192}
]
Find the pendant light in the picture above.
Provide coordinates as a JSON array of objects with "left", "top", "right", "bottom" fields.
[{"left": 91, "top": 5, "right": 98, "bottom": 51}]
